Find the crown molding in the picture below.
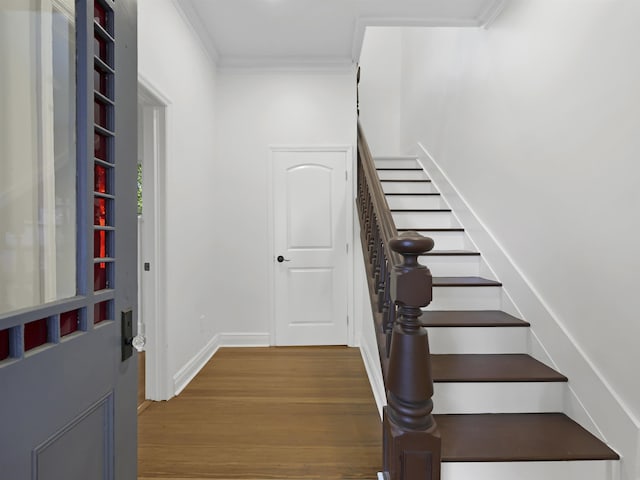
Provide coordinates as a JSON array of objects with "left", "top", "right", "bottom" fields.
[
  {"left": 478, "top": 0, "right": 508, "bottom": 29},
  {"left": 171, "top": 0, "right": 220, "bottom": 65},
  {"left": 216, "top": 55, "right": 356, "bottom": 73}
]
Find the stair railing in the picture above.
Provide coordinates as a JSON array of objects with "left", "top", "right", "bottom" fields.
[{"left": 356, "top": 123, "right": 441, "bottom": 480}]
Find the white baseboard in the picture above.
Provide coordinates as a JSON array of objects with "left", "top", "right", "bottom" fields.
[
  {"left": 172, "top": 332, "right": 270, "bottom": 396},
  {"left": 173, "top": 333, "right": 221, "bottom": 396},
  {"left": 416, "top": 142, "right": 638, "bottom": 480}
]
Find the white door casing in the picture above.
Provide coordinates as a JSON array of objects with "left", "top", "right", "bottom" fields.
[{"left": 271, "top": 147, "right": 351, "bottom": 346}]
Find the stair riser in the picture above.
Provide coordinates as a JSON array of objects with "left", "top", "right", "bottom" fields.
[
  {"left": 427, "top": 326, "right": 528, "bottom": 354},
  {"left": 419, "top": 255, "right": 481, "bottom": 277},
  {"left": 416, "top": 231, "right": 468, "bottom": 250},
  {"left": 442, "top": 460, "right": 618, "bottom": 480},
  {"left": 432, "top": 382, "right": 564, "bottom": 414},
  {"left": 426, "top": 286, "right": 503, "bottom": 310},
  {"left": 392, "top": 211, "right": 459, "bottom": 228},
  {"left": 382, "top": 182, "right": 436, "bottom": 194},
  {"left": 375, "top": 158, "right": 418, "bottom": 169},
  {"left": 377, "top": 170, "right": 427, "bottom": 180},
  {"left": 386, "top": 195, "right": 445, "bottom": 209}
]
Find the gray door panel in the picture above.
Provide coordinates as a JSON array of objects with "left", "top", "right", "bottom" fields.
[{"left": 0, "top": 1, "right": 138, "bottom": 478}]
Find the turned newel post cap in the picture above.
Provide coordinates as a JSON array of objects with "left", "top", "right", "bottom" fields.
[
  {"left": 389, "top": 232, "right": 433, "bottom": 308},
  {"left": 389, "top": 231, "right": 434, "bottom": 259}
]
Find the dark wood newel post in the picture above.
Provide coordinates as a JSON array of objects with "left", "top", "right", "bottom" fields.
[{"left": 383, "top": 232, "right": 441, "bottom": 480}]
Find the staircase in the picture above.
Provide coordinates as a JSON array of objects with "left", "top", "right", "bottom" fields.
[{"left": 372, "top": 156, "right": 620, "bottom": 480}]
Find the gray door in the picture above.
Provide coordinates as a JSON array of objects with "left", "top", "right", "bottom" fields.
[{"left": 0, "top": 1, "right": 138, "bottom": 478}]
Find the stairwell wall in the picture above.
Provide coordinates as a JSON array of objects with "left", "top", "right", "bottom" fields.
[
  {"left": 364, "top": 1, "right": 640, "bottom": 478},
  {"left": 138, "top": 0, "right": 221, "bottom": 397}
]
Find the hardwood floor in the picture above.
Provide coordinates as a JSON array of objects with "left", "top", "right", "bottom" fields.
[{"left": 138, "top": 346, "right": 381, "bottom": 480}]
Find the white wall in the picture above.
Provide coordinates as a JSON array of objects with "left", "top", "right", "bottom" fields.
[
  {"left": 139, "top": 1, "right": 357, "bottom": 396},
  {"left": 359, "top": 1, "right": 640, "bottom": 477},
  {"left": 358, "top": 27, "right": 404, "bottom": 157},
  {"left": 213, "top": 70, "right": 357, "bottom": 337},
  {"left": 138, "top": 0, "right": 220, "bottom": 391}
]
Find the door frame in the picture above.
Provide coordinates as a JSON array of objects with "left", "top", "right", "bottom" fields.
[
  {"left": 267, "top": 145, "right": 355, "bottom": 347},
  {"left": 137, "top": 75, "right": 171, "bottom": 400}
]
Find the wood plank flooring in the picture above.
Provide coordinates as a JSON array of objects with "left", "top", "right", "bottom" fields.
[{"left": 138, "top": 347, "right": 381, "bottom": 480}]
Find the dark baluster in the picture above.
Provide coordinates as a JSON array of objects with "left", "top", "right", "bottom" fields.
[
  {"left": 383, "top": 231, "right": 441, "bottom": 480},
  {"left": 377, "top": 254, "right": 387, "bottom": 313}
]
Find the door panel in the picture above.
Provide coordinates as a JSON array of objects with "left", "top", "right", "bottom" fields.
[
  {"left": 0, "top": 1, "right": 138, "bottom": 478},
  {"left": 273, "top": 149, "right": 349, "bottom": 346}
]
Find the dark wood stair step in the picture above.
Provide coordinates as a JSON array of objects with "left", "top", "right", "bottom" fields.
[
  {"left": 376, "top": 167, "right": 423, "bottom": 171},
  {"left": 423, "top": 250, "right": 480, "bottom": 256},
  {"left": 397, "top": 227, "right": 464, "bottom": 232},
  {"left": 435, "top": 413, "right": 619, "bottom": 462},
  {"left": 433, "top": 276, "right": 502, "bottom": 287},
  {"left": 431, "top": 354, "right": 567, "bottom": 382},
  {"left": 385, "top": 192, "right": 441, "bottom": 196},
  {"left": 391, "top": 208, "right": 452, "bottom": 213},
  {"left": 380, "top": 179, "right": 432, "bottom": 182},
  {"left": 421, "top": 310, "right": 529, "bottom": 327}
]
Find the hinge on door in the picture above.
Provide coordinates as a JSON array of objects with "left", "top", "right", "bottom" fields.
[
  {"left": 346, "top": 243, "right": 349, "bottom": 253},
  {"left": 345, "top": 171, "right": 348, "bottom": 181}
]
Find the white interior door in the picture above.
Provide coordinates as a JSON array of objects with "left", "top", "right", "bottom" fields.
[{"left": 273, "top": 148, "right": 349, "bottom": 346}]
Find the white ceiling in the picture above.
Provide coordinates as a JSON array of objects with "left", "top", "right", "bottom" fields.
[{"left": 175, "top": 0, "right": 506, "bottom": 69}]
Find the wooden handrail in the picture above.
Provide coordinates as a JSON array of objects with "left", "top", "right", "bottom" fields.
[{"left": 356, "top": 123, "right": 441, "bottom": 480}]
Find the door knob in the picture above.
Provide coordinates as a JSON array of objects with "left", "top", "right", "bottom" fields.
[
  {"left": 277, "top": 255, "right": 291, "bottom": 263},
  {"left": 132, "top": 335, "right": 146, "bottom": 352}
]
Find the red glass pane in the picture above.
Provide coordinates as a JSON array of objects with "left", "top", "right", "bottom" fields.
[
  {"left": 94, "top": 35, "right": 109, "bottom": 64},
  {"left": 95, "top": 164, "right": 108, "bottom": 193},
  {"left": 24, "top": 319, "right": 48, "bottom": 351},
  {"left": 94, "top": 2, "right": 108, "bottom": 30},
  {"left": 60, "top": 310, "right": 80, "bottom": 337},
  {"left": 94, "top": 229, "right": 110, "bottom": 258},
  {"left": 0, "top": 329, "right": 9, "bottom": 361},
  {"left": 94, "top": 197, "right": 108, "bottom": 226},
  {"left": 94, "top": 100, "right": 108, "bottom": 128},
  {"left": 94, "top": 69, "right": 109, "bottom": 97},
  {"left": 94, "top": 133, "right": 108, "bottom": 161},
  {"left": 94, "top": 301, "right": 110, "bottom": 324},
  {"left": 94, "top": 262, "right": 108, "bottom": 291}
]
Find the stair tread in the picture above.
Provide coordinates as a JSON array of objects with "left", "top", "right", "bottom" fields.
[
  {"left": 423, "top": 250, "right": 480, "bottom": 256},
  {"left": 376, "top": 167, "right": 423, "bottom": 171},
  {"left": 385, "top": 192, "right": 441, "bottom": 196},
  {"left": 435, "top": 413, "right": 619, "bottom": 462},
  {"left": 380, "top": 179, "right": 432, "bottom": 182},
  {"left": 391, "top": 208, "right": 451, "bottom": 212},
  {"left": 432, "top": 354, "right": 567, "bottom": 383},
  {"left": 397, "top": 227, "right": 464, "bottom": 232},
  {"left": 433, "top": 276, "right": 502, "bottom": 287},
  {"left": 421, "top": 310, "right": 529, "bottom": 327}
]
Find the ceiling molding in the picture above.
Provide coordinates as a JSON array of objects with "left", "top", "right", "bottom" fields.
[
  {"left": 479, "top": 0, "right": 508, "bottom": 29},
  {"left": 351, "top": 16, "right": 483, "bottom": 64},
  {"left": 171, "top": 0, "right": 220, "bottom": 65},
  {"left": 216, "top": 56, "right": 357, "bottom": 74}
]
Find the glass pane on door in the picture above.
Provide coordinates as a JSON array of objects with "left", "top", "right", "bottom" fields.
[{"left": 0, "top": 1, "right": 77, "bottom": 315}]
